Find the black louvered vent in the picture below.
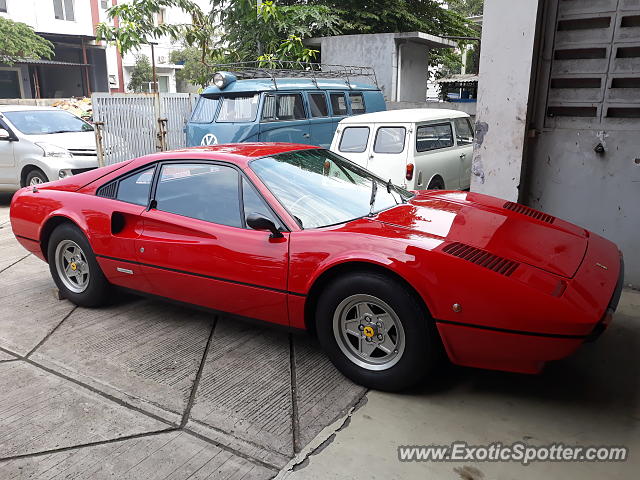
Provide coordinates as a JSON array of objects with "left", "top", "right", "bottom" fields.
[
  {"left": 97, "top": 182, "right": 117, "bottom": 199},
  {"left": 503, "top": 201, "right": 555, "bottom": 224},
  {"left": 443, "top": 242, "right": 519, "bottom": 276}
]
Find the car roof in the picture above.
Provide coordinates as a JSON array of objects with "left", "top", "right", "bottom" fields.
[
  {"left": 0, "top": 105, "right": 60, "bottom": 112},
  {"left": 201, "top": 78, "right": 380, "bottom": 97},
  {"left": 338, "top": 108, "right": 470, "bottom": 124},
  {"left": 133, "top": 143, "right": 319, "bottom": 169}
]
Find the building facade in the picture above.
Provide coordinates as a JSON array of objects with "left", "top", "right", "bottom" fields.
[{"left": 0, "top": 0, "right": 205, "bottom": 98}]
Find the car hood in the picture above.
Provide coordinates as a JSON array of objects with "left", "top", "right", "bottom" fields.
[
  {"left": 25, "top": 131, "right": 96, "bottom": 150},
  {"left": 372, "top": 191, "right": 588, "bottom": 278}
]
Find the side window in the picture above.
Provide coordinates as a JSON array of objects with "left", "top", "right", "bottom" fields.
[
  {"left": 190, "top": 97, "right": 218, "bottom": 123},
  {"left": 454, "top": 117, "right": 474, "bottom": 145},
  {"left": 416, "top": 123, "right": 454, "bottom": 152},
  {"left": 330, "top": 93, "right": 348, "bottom": 116},
  {"left": 262, "top": 94, "right": 306, "bottom": 121},
  {"left": 116, "top": 166, "right": 155, "bottom": 206},
  {"left": 339, "top": 126, "right": 370, "bottom": 153},
  {"left": 155, "top": 163, "right": 242, "bottom": 227},
  {"left": 242, "top": 178, "right": 279, "bottom": 227},
  {"left": 308, "top": 93, "right": 329, "bottom": 117},
  {"left": 373, "top": 127, "right": 406, "bottom": 154},
  {"left": 349, "top": 93, "right": 366, "bottom": 114}
]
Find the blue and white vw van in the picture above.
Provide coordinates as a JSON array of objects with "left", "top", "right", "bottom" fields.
[{"left": 186, "top": 71, "right": 386, "bottom": 148}]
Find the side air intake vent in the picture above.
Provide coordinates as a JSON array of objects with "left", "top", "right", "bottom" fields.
[
  {"left": 443, "top": 242, "right": 519, "bottom": 276},
  {"left": 97, "top": 182, "right": 117, "bottom": 199},
  {"left": 503, "top": 201, "right": 555, "bottom": 224}
]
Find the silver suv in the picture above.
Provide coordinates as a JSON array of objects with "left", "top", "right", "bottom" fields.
[{"left": 0, "top": 105, "right": 98, "bottom": 191}]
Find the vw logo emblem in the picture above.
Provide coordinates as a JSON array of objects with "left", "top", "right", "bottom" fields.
[{"left": 200, "top": 133, "right": 218, "bottom": 146}]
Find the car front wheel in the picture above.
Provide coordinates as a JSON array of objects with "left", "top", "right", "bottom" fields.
[
  {"left": 48, "top": 223, "right": 111, "bottom": 307},
  {"left": 315, "top": 272, "right": 441, "bottom": 391}
]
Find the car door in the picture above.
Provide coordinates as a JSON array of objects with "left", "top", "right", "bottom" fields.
[
  {"left": 453, "top": 117, "right": 474, "bottom": 189},
  {"left": 0, "top": 118, "right": 16, "bottom": 185},
  {"left": 332, "top": 124, "right": 372, "bottom": 169},
  {"left": 414, "top": 122, "right": 459, "bottom": 189},
  {"left": 367, "top": 124, "right": 409, "bottom": 187},
  {"left": 136, "top": 161, "right": 290, "bottom": 326},
  {"left": 259, "top": 92, "right": 311, "bottom": 144},
  {"left": 306, "top": 91, "right": 334, "bottom": 147}
]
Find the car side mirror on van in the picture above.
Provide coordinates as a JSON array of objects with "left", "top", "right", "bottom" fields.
[
  {"left": 0, "top": 128, "right": 12, "bottom": 141},
  {"left": 246, "top": 213, "right": 283, "bottom": 238}
]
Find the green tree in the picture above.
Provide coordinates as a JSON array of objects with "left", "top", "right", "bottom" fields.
[
  {"left": 446, "top": 0, "right": 484, "bottom": 18},
  {"left": 128, "top": 54, "right": 153, "bottom": 92},
  {"left": 0, "top": 17, "right": 54, "bottom": 65}
]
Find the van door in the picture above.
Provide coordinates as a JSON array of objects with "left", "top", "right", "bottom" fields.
[
  {"left": 367, "top": 125, "right": 409, "bottom": 187},
  {"left": 306, "top": 92, "right": 333, "bottom": 148},
  {"left": 453, "top": 117, "right": 474, "bottom": 189},
  {"left": 259, "top": 93, "right": 311, "bottom": 144},
  {"left": 329, "top": 92, "right": 348, "bottom": 131},
  {"left": 332, "top": 124, "right": 372, "bottom": 169}
]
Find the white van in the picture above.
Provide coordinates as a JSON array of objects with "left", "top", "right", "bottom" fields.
[{"left": 330, "top": 109, "right": 474, "bottom": 190}]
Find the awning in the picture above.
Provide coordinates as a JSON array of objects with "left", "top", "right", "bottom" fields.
[
  {"left": 16, "top": 59, "right": 90, "bottom": 67},
  {"left": 436, "top": 74, "right": 479, "bottom": 84}
]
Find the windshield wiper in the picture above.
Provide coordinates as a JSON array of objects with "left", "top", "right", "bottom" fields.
[
  {"left": 369, "top": 179, "right": 378, "bottom": 216},
  {"left": 386, "top": 178, "right": 406, "bottom": 204}
]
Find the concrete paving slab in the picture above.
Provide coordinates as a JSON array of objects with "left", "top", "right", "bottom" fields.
[
  {"left": 32, "top": 298, "right": 214, "bottom": 418},
  {"left": 0, "top": 361, "right": 168, "bottom": 458},
  {"left": 293, "top": 337, "right": 366, "bottom": 450},
  {"left": 0, "top": 430, "right": 275, "bottom": 479},
  {"left": 0, "top": 196, "right": 11, "bottom": 224},
  {"left": 190, "top": 317, "right": 295, "bottom": 459},
  {"left": 279, "top": 290, "right": 640, "bottom": 480},
  {"left": 0, "top": 255, "right": 75, "bottom": 355},
  {"left": 0, "top": 351, "right": 17, "bottom": 362},
  {"left": 0, "top": 224, "right": 29, "bottom": 272}
]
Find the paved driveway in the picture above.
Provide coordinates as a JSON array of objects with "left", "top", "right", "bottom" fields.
[
  {"left": 0, "top": 193, "right": 638, "bottom": 480},
  {"left": 0, "top": 194, "right": 365, "bottom": 479}
]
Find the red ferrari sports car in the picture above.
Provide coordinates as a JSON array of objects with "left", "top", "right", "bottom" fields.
[{"left": 10, "top": 143, "right": 623, "bottom": 391}]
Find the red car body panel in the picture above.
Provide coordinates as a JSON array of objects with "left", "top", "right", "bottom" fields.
[{"left": 9, "top": 143, "right": 623, "bottom": 375}]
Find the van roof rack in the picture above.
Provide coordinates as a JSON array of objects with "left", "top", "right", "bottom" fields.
[{"left": 209, "top": 61, "right": 379, "bottom": 90}]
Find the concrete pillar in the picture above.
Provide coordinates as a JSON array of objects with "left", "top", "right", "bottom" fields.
[{"left": 471, "top": 0, "right": 541, "bottom": 201}]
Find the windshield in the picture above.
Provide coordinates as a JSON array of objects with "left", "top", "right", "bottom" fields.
[
  {"left": 250, "top": 149, "right": 413, "bottom": 229},
  {"left": 217, "top": 94, "right": 260, "bottom": 123},
  {"left": 3, "top": 110, "right": 93, "bottom": 135}
]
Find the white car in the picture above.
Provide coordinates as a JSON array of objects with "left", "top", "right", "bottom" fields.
[
  {"left": 0, "top": 106, "right": 98, "bottom": 191},
  {"left": 330, "top": 109, "right": 474, "bottom": 190}
]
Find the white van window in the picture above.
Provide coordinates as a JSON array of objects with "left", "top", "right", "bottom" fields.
[
  {"left": 339, "top": 127, "right": 370, "bottom": 153},
  {"left": 454, "top": 117, "right": 474, "bottom": 145},
  {"left": 330, "top": 93, "right": 348, "bottom": 116},
  {"left": 262, "top": 94, "right": 306, "bottom": 121},
  {"left": 309, "top": 93, "right": 329, "bottom": 117},
  {"left": 349, "top": 93, "right": 366, "bottom": 114},
  {"left": 416, "top": 123, "right": 454, "bottom": 152},
  {"left": 373, "top": 127, "right": 406, "bottom": 154},
  {"left": 217, "top": 94, "right": 259, "bottom": 123},
  {"left": 191, "top": 97, "right": 218, "bottom": 123}
]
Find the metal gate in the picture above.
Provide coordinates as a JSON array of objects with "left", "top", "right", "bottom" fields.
[{"left": 92, "top": 92, "right": 196, "bottom": 166}]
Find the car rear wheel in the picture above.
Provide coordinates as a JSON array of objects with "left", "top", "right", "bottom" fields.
[
  {"left": 26, "top": 169, "right": 48, "bottom": 186},
  {"left": 48, "top": 223, "right": 111, "bottom": 307},
  {"left": 427, "top": 176, "right": 445, "bottom": 190},
  {"left": 315, "top": 272, "right": 441, "bottom": 391}
]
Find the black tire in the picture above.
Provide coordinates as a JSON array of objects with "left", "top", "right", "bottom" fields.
[
  {"left": 25, "top": 168, "right": 48, "bottom": 186},
  {"left": 47, "top": 223, "right": 111, "bottom": 307},
  {"left": 315, "top": 272, "right": 441, "bottom": 391},
  {"left": 427, "top": 176, "right": 445, "bottom": 190}
]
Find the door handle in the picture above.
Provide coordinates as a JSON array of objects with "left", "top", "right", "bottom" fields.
[
  {"left": 459, "top": 153, "right": 466, "bottom": 159},
  {"left": 303, "top": 133, "right": 310, "bottom": 138}
]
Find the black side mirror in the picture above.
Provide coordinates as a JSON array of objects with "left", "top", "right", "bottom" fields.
[{"left": 246, "top": 213, "right": 283, "bottom": 238}]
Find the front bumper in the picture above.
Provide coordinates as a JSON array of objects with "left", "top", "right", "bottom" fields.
[{"left": 586, "top": 252, "right": 624, "bottom": 342}]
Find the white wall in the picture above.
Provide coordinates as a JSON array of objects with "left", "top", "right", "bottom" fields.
[
  {"left": 470, "top": 0, "right": 541, "bottom": 200},
  {"left": 0, "top": 0, "right": 94, "bottom": 36}
]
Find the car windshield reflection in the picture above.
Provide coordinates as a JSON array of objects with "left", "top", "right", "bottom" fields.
[{"left": 250, "top": 149, "right": 413, "bottom": 229}]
